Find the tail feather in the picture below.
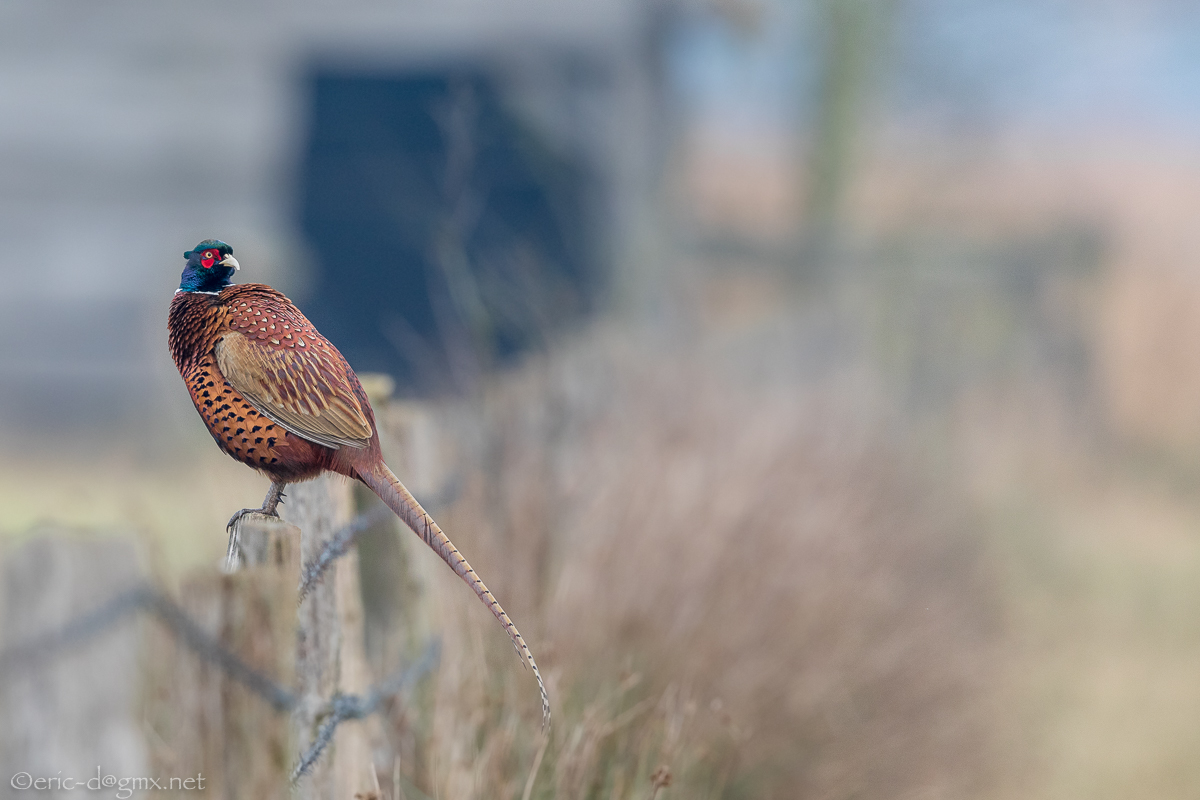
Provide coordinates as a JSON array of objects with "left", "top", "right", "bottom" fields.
[{"left": 359, "top": 461, "right": 550, "bottom": 728}]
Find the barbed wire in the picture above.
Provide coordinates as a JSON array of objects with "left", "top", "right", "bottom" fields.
[
  {"left": 0, "top": 584, "right": 148, "bottom": 675},
  {"left": 297, "top": 476, "right": 460, "bottom": 602},
  {"left": 298, "top": 504, "right": 393, "bottom": 601},
  {"left": 141, "top": 587, "right": 297, "bottom": 712},
  {"left": 0, "top": 573, "right": 441, "bottom": 782},
  {"left": 291, "top": 640, "right": 440, "bottom": 782},
  {"left": 0, "top": 583, "right": 295, "bottom": 708}
]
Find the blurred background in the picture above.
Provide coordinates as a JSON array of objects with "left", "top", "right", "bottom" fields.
[{"left": 3, "top": 0, "right": 1200, "bottom": 797}]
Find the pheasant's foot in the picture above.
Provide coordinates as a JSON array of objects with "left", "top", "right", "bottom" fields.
[
  {"left": 226, "top": 480, "right": 288, "bottom": 532},
  {"left": 225, "top": 505, "right": 281, "bottom": 533},
  {"left": 224, "top": 481, "right": 288, "bottom": 571}
]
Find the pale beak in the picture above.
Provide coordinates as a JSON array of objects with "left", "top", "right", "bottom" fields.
[{"left": 220, "top": 254, "right": 240, "bottom": 270}]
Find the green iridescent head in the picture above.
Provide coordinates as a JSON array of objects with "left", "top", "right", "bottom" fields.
[{"left": 179, "top": 239, "right": 239, "bottom": 294}]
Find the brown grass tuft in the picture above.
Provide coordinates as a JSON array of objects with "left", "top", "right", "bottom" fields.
[{"left": 377, "top": 319, "right": 998, "bottom": 799}]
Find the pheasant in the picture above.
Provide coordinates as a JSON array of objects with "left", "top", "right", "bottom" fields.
[{"left": 168, "top": 239, "right": 549, "bottom": 726}]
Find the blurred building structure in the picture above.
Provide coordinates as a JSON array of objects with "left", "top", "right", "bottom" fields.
[
  {"left": 0, "top": 0, "right": 677, "bottom": 447},
  {"left": 8, "top": 0, "right": 1200, "bottom": 458}
]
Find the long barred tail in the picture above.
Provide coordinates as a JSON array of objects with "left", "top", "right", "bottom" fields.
[{"left": 359, "top": 461, "right": 550, "bottom": 728}]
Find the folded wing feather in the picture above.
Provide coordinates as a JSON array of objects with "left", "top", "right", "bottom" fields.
[{"left": 214, "top": 332, "right": 372, "bottom": 450}]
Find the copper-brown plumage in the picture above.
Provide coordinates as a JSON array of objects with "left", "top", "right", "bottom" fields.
[{"left": 168, "top": 241, "right": 549, "bottom": 726}]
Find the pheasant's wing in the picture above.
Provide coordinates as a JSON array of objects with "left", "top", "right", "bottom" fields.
[{"left": 215, "top": 329, "right": 372, "bottom": 450}]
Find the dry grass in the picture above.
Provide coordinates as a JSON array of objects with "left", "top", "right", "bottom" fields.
[{"left": 369, "top": 317, "right": 999, "bottom": 799}]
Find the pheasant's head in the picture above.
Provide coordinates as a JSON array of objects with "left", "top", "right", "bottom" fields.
[{"left": 179, "top": 239, "right": 239, "bottom": 294}]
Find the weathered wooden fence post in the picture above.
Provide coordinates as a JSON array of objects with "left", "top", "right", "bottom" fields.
[
  {"left": 144, "top": 515, "right": 299, "bottom": 799},
  {"left": 147, "top": 478, "right": 385, "bottom": 799},
  {"left": 283, "top": 475, "right": 382, "bottom": 800}
]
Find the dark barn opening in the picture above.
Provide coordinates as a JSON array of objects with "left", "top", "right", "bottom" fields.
[{"left": 296, "top": 68, "right": 602, "bottom": 395}]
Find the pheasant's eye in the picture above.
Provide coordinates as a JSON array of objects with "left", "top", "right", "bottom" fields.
[{"left": 205, "top": 250, "right": 215, "bottom": 259}]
